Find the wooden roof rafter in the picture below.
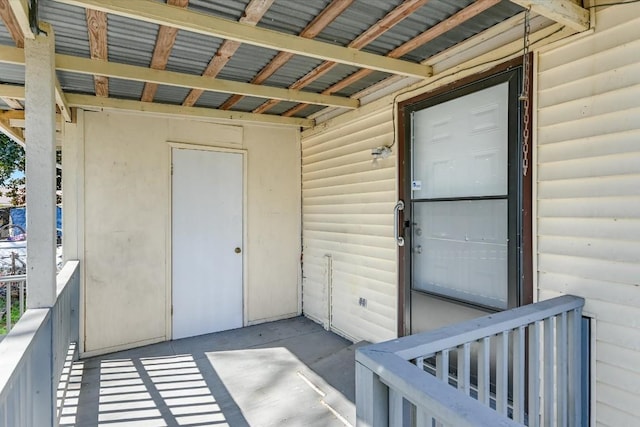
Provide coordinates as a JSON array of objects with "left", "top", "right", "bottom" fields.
[
  {"left": 53, "top": 0, "right": 432, "bottom": 79},
  {"left": 252, "top": 0, "right": 432, "bottom": 115},
  {"left": 86, "top": 8, "right": 108, "bottom": 97},
  {"left": 182, "top": 0, "right": 274, "bottom": 107},
  {"left": 281, "top": 0, "right": 502, "bottom": 117},
  {"left": 141, "top": 0, "right": 189, "bottom": 103},
  {"left": 220, "top": 0, "right": 356, "bottom": 111}
]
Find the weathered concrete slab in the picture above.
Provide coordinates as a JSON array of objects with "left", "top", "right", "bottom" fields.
[{"left": 60, "top": 316, "right": 357, "bottom": 426}]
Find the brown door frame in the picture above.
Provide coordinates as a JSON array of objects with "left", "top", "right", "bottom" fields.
[{"left": 396, "top": 57, "right": 534, "bottom": 337}]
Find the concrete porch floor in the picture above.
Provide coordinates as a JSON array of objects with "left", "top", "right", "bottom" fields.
[{"left": 59, "top": 316, "right": 363, "bottom": 427}]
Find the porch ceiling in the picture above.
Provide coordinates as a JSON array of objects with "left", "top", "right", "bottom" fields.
[{"left": 0, "top": 0, "right": 588, "bottom": 130}]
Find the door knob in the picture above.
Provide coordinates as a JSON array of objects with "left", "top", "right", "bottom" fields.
[{"left": 234, "top": 247, "right": 242, "bottom": 254}]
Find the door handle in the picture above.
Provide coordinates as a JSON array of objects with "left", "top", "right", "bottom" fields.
[
  {"left": 234, "top": 247, "right": 242, "bottom": 254},
  {"left": 394, "top": 200, "right": 405, "bottom": 247}
]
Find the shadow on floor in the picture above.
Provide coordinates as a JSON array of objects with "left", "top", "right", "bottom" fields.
[{"left": 59, "top": 316, "right": 364, "bottom": 427}]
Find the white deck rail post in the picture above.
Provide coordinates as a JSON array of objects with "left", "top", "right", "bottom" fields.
[
  {"left": 356, "top": 361, "right": 389, "bottom": 427},
  {"left": 25, "top": 22, "right": 57, "bottom": 309},
  {"left": 24, "top": 20, "right": 57, "bottom": 427}
]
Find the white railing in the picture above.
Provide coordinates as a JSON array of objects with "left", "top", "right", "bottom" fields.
[
  {"left": 356, "top": 295, "right": 585, "bottom": 427},
  {"left": 0, "top": 260, "right": 80, "bottom": 427}
]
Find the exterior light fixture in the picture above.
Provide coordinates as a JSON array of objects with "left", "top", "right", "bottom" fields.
[{"left": 371, "top": 145, "right": 392, "bottom": 168}]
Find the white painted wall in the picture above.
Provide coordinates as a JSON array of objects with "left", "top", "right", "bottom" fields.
[
  {"left": 65, "top": 111, "right": 301, "bottom": 356},
  {"left": 536, "top": 3, "right": 640, "bottom": 425}
]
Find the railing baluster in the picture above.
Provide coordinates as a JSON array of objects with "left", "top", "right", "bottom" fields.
[
  {"left": 496, "top": 331, "right": 509, "bottom": 416},
  {"left": 19, "top": 279, "right": 24, "bottom": 316},
  {"left": 6, "top": 280, "right": 11, "bottom": 332},
  {"left": 435, "top": 350, "right": 449, "bottom": 427},
  {"left": 556, "top": 312, "right": 568, "bottom": 425},
  {"left": 457, "top": 343, "right": 471, "bottom": 395},
  {"left": 477, "top": 336, "right": 490, "bottom": 406},
  {"left": 543, "top": 317, "right": 555, "bottom": 426},
  {"left": 389, "top": 388, "right": 404, "bottom": 427},
  {"left": 415, "top": 408, "right": 430, "bottom": 427},
  {"left": 528, "top": 321, "right": 541, "bottom": 427},
  {"left": 568, "top": 308, "right": 583, "bottom": 426},
  {"left": 512, "top": 326, "right": 526, "bottom": 423},
  {"left": 436, "top": 350, "right": 449, "bottom": 383}
]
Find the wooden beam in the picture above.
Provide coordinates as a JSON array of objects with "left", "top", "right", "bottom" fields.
[
  {"left": 10, "top": 118, "right": 63, "bottom": 132},
  {"left": 252, "top": 0, "right": 430, "bottom": 114},
  {"left": 141, "top": 0, "right": 189, "bottom": 102},
  {"left": 0, "top": 96, "right": 22, "bottom": 109},
  {"left": 53, "top": 0, "right": 431, "bottom": 79},
  {"left": 54, "top": 78, "right": 72, "bottom": 122},
  {"left": 0, "top": 0, "right": 24, "bottom": 47},
  {"left": 279, "top": 0, "right": 500, "bottom": 117},
  {"left": 0, "top": 109, "right": 25, "bottom": 147},
  {"left": 0, "top": 45, "right": 358, "bottom": 109},
  {"left": 59, "top": 52, "right": 358, "bottom": 109},
  {"left": 0, "top": 85, "right": 313, "bottom": 126},
  {"left": 0, "top": 84, "right": 24, "bottom": 100},
  {"left": 182, "top": 0, "right": 273, "bottom": 107},
  {"left": 65, "top": 93, "right": 314, "bottom": 127},
  {"left": 86, "top": 9, "right": 109, "bottom": 97},
  {"left": 7, "top": 0, "right": 32, "bottom": 39},
  {"left": 510, "top": 0, "right": 589, "bottom": 32},
  {"left": 220, "top": 0, "right": 355, "bottom": 110}
]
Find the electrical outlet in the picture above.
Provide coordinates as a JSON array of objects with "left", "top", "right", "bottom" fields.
[{"left": 358, "top": 297, "right": 367, "bottom": 307}]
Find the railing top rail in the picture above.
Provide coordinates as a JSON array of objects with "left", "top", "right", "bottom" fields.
[
  {"left": 56, "top": 260, "right": 80, "bottom": 296},
  {"left": 358, "top": 350, "right": 523, "bottom": 427},
  {"left": 0, "top": 274, "right": 26, "bottom": 283},
  {"left": 361, "top": 295, "right": 584, "bottom": 361}
]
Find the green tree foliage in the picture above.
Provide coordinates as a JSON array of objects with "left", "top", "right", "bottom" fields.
[
  {"left": 0, "top": 133, "right": 25, "bottom": 206},
  {"left": 0, "top": 132, "right": 62, "bottom": 206}
]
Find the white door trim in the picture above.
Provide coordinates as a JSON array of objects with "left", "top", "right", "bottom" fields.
[{"left": 166, "top": 142, "right": 248, "bottom": 340}]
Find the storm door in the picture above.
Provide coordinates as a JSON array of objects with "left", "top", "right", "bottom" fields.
[{"left": 400, "top": 69, "right": 526, "bottom": 334}]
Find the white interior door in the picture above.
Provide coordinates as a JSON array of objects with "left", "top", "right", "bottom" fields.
[{"left": 172, "top": 148, "right": 243, "bottom": 339}]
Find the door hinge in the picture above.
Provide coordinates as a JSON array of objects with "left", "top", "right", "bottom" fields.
[
  {"left": 171, "top": 164, "right": 173, "bottom": 175},
  {"left": 171, "top": 305, "right": 173, "bottom": 316}
]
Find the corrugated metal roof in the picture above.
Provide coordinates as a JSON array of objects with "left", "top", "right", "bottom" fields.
[
  {"left": 0, "top": 63, "right": 25, "bottom": 86},
  {"left": 257, "top": 0, "right": 335, "bottom": 35},
  {"left": 39, "top": 0, "right": 91, "bottom": 58},
  {"left": 165, "top": 31, "right": 224, "bottom": 76},
  {"left": 0, "top": 18, "right": 14, "bottom": 46},
  {"left": 315, "top": 0, "right": 406, "bottom": 52},
  {"left": 403, "top": 1, "right": 524, "bottom": 62},
  {"left": 153, "top": 85, "right": 191, "bottom": 106},
  {"left": 192, "top": 91, "right": 235, "bottom": 109},
  {"left": 107, "top": 15, "right": 158, "bottom": 68},
  {"left": 0, "top": 0, "right": 527, "bottom": 119},
  {"left": 108, "top": 78, "right": 145, "bottom": 100}
]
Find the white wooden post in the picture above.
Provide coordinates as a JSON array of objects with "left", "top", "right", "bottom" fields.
[
  {"left": 23, "top": 20, "right": 57, "bottom": 427},
  {"left": 25, "top": 23, "right": 57, "bottom": 309},
  {"left": 356, "top": 361, "right": 389, "bottom": 427}
]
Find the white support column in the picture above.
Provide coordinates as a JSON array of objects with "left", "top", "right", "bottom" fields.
[{"left": 25, "top": 23, "right": 57, "bottom": 309}]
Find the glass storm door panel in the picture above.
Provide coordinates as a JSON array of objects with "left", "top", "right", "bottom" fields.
[{"left": 411, "top": 82, "right": 510, "bottom": 310}]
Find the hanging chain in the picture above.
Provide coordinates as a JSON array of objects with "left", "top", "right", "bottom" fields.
[{"left": 519, "top": 9, "right": 531, "bottom": 176}]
